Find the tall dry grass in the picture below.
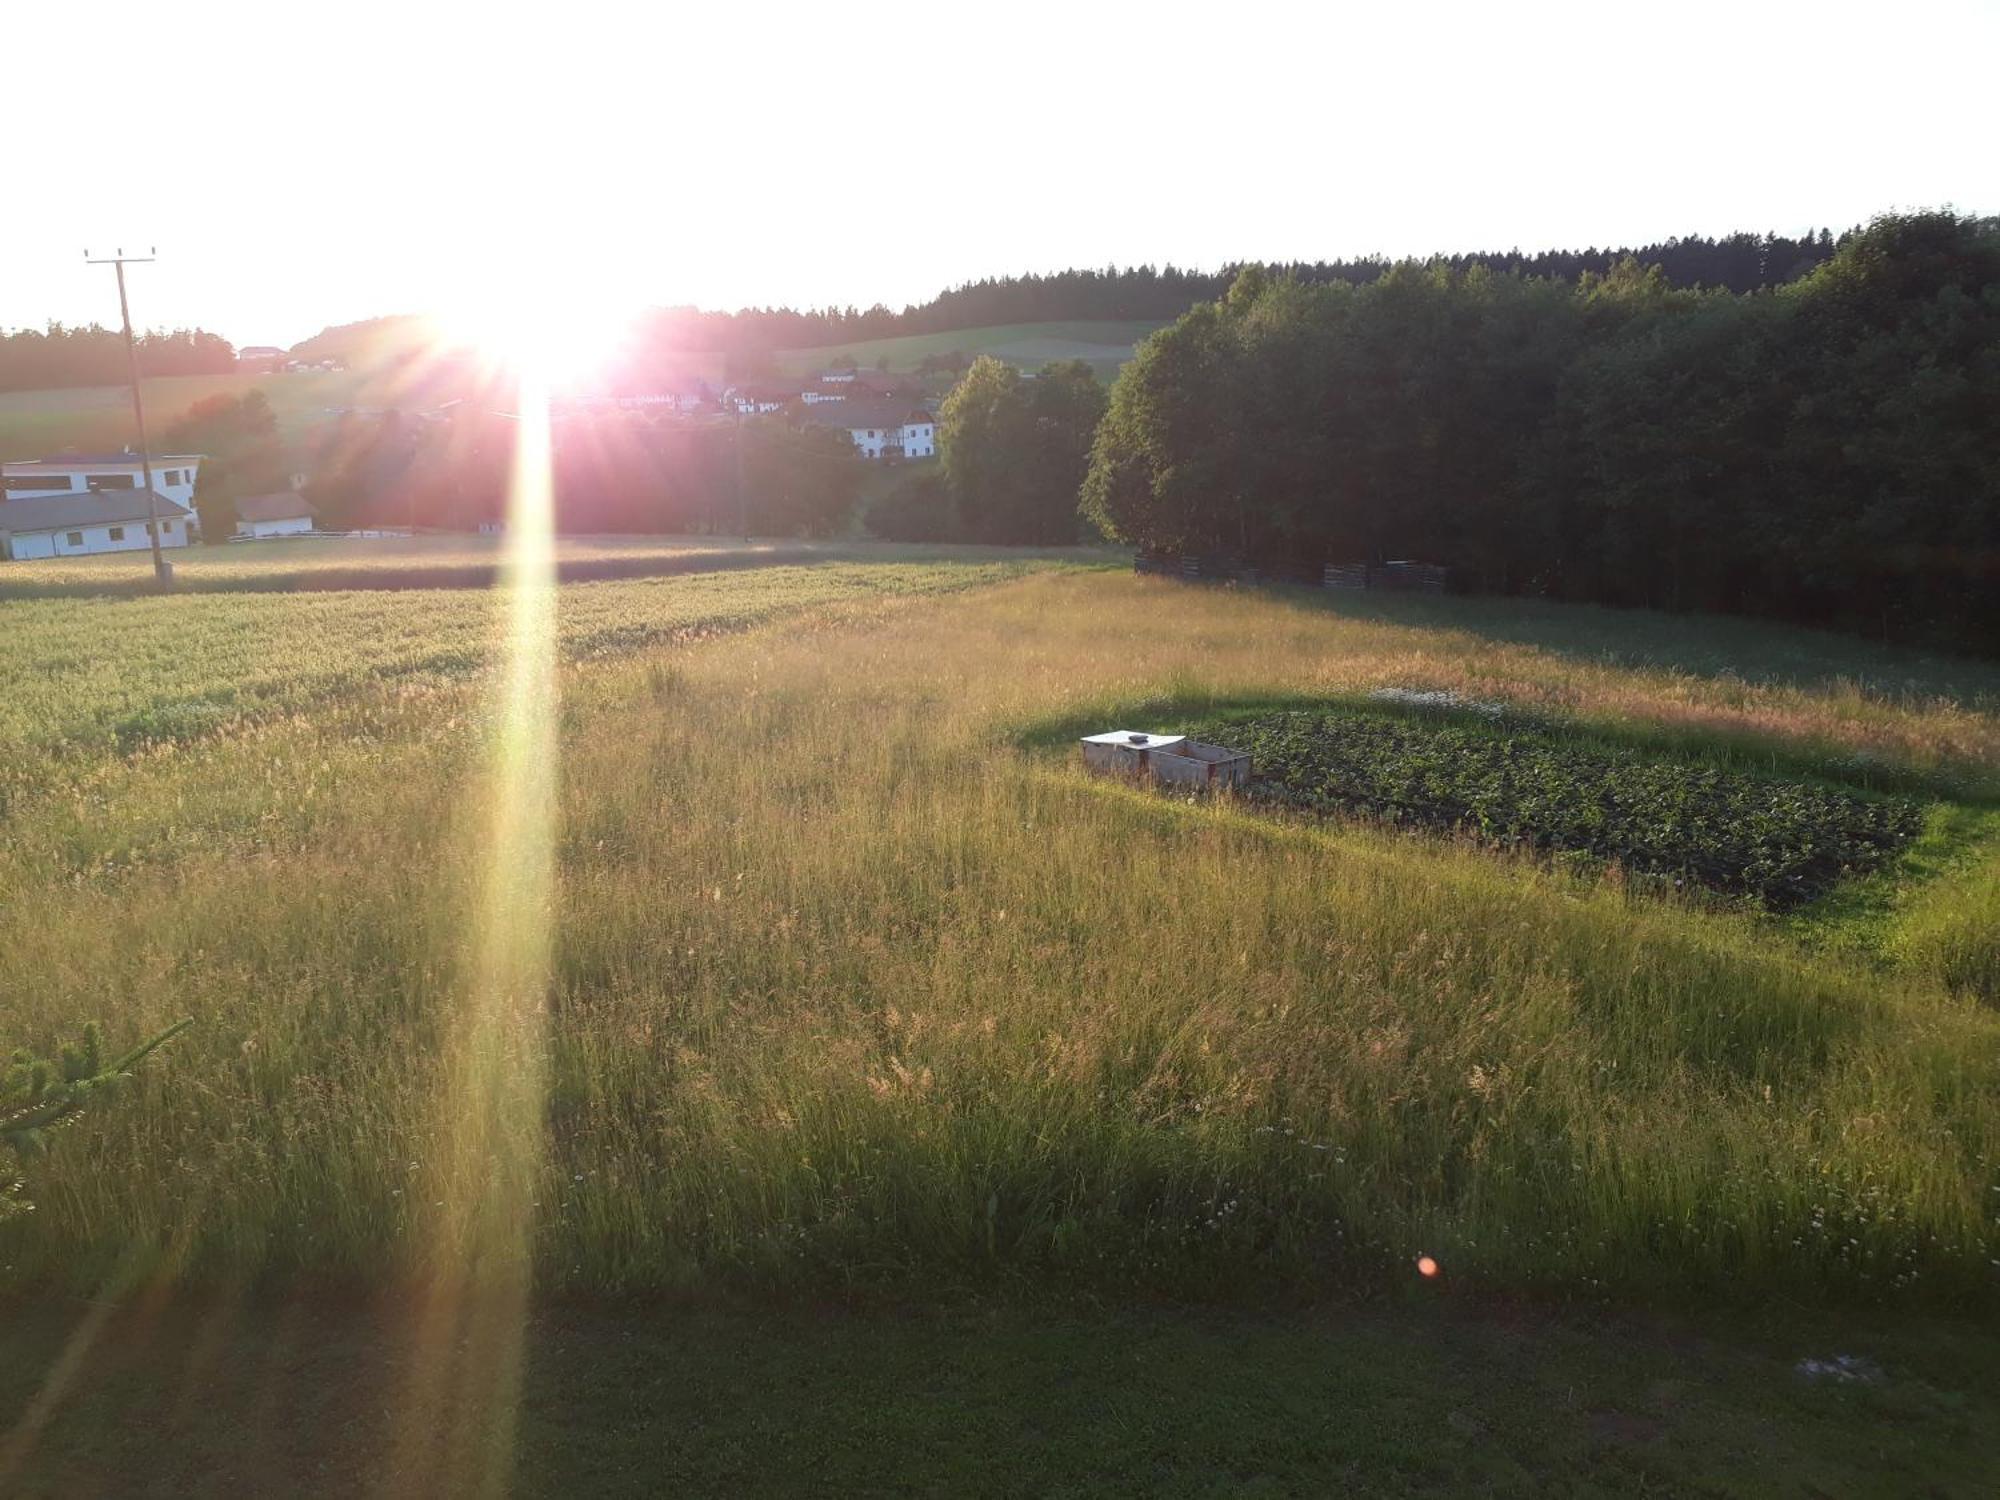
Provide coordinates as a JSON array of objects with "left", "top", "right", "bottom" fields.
[{"left": 1, "top": 570, "right": 1994, "bottom": 1301}]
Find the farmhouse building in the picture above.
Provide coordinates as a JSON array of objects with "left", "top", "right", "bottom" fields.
[
  {"left": 233, "top": 492, "right": 318, "bottom": 538},
  {"left": 800, "top": 398, "right": 936, "bottom": 460},
  {"left": 236, "top": 345, "right": 288, "bottom": 370},
  {"left": 4, "top": 452, "right": 202, "bottom": 512},
  {"left": 0, "top": 453, "right": 204, "bottom": 558},
  {"left": 0, "top": 488, "right": 195, "bottom": 559}
]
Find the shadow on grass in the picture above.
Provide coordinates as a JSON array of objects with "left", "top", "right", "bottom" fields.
[
  {"left": 1247, "top": 583, "right": 2000, "bottom": 712},
  {"left": 0, "top": 1287, "right": 1993, "bottom": 1498}
]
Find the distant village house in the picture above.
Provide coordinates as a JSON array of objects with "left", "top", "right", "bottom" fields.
[{"left": 800, "top": 399, "right": 936, "bottom": 460}]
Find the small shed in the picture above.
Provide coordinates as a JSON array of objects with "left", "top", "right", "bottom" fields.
[
  {"left": 1080, "top": 731, "right": 1251, "bottom": 789},
  {"left": 234, "top": 493, "right": 318, "bottom": 539}
]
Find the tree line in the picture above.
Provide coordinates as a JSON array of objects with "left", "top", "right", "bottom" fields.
[
  {"left": 1081, "top": 211, "right": 1999, "bottom": 648},
  {"left": 631, "top": 231, "right": 1841, "bottom": 356},
  {"left": 0, "top": 324, "right": 237, "bottom": 393}
]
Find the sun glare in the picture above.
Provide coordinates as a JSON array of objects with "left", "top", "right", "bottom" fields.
[{"left": 434, "top": 256, "right": 634, "bottom": 389}]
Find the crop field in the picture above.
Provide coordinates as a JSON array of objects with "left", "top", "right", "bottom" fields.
[
  {"left": 0, "top": 557, "right": 1064, "bottom": 794},
  {"left": 0, "top": 532, "right": 1102, "bottom": 601},
  {"left": 774, "top": 319, "right": 1165, "bottom": 379},
  {"left": 1200, "top": 703, "right": 1927, "bottom": 908},
  {"left": 1, "top": 564, "right": 1996, "bottom": 1302}
]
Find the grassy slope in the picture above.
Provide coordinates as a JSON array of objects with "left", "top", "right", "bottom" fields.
[
  {"left": 3, "top": 1292, "right": 1993, "bottom": 1497},
  {"left": 773, "top": 318, "right": 1164, "bottom": 377},
  {"left": 0, "top": 370, "right": 374, "bottom": 465}
]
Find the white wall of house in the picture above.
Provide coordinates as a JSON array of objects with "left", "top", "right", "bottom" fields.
[
  {"left": 840, "top": 420, "right": 937, "bottom": 460},
  {"left": 236, "top": 514, "right": 313, "bottom": 539},
  {"left": 5, "top": 516, "right": 191, "bottom": 560},
  {"left": 2, "top": 459, "right": 202, "bottom": 514}
]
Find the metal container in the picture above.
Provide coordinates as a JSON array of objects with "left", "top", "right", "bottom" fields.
[{"left": 1080, "top": 731, "right": 1250, "bottom": 789}]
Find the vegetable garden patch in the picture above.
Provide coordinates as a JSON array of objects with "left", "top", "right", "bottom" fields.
[{"left": 1194, "top": 707, "right": 1924, "bottom": 909}]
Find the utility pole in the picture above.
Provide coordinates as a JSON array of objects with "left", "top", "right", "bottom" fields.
[
  {"left": 735, "top": 405, "right": 749, "bottom": 540},
  {"left": 84, "top": 247, "right": 171, "bottom": 585}
]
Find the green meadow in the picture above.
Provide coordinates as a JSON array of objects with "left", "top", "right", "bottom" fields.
[{"left": 3, "top": 563, "right": 1995, "bottom": 1295}]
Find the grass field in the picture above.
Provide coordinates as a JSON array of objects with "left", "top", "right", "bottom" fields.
[
  {"left": 2, "top": 558, "right": 1997, "bottom": 1491},
  {"left": 774, "top": 319, "right": 1165, "bottom": 379}
]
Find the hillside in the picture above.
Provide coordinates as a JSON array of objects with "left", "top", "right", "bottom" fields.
[
  {"left": 0, "top": 364, "right": 460, "bottom": 471},
  {"left": 774, "top": 319, "right": 1164, "bottom": 380}
]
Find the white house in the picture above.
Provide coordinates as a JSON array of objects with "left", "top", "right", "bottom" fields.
[
  {"left": 801, "top": 398, "right": 937, "bottom": 460},
  {"left": 0, "top": 488, "right": 196, "bottom": 559},
  {"left": 0, "top": 453, "right": 204, "bottom": 558},
  {"left": 4, "top": 452, "right": 202, "bottom": 514},
  {"left": 233, "top": 492, "right": 318, "bottom": 538}
]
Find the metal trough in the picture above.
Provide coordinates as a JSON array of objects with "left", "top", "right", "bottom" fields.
[{"left": 1079, "top": 731, "right": 1251, "bottom": 789}]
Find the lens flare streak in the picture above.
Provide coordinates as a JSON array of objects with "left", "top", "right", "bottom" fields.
[{"left": 387, "top": 368, "right": 558, "bottom": 1496}]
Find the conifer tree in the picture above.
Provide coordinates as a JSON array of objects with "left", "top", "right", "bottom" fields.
[{"left": 1, "top": 1018, "right": 191, "bottom": 1220}]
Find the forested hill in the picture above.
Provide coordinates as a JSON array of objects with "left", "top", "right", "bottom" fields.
[
  {"left": 764, "top": 229, "right": 1841, "bottom": 348},
  {"left": 0, "top": 325, "right": 237, "bottom": 395},
  {"left": 290, "top": 228, "right": 1845, "bottom": 367}
]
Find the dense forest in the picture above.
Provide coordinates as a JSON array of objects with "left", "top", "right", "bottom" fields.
[
  {"left": 1083, "top": 212, "right": 1999, "bottom": 648},
  {"left": 0, "top": 325, "right": 237, "bottom": 394}
]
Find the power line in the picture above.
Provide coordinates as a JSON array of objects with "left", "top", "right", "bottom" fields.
[{"left": 83, "top": 246, "right": 172, "bottom": 586}]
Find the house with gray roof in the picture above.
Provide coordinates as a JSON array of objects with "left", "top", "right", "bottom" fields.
[
  {"left": 798, "top": 398, "right": 936, "bottom": 460},
  {"left": 0, "top": 487, "right": 196, "bottom": 560}
]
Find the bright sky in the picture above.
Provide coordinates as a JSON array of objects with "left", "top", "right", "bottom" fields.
[{"left": 6, "top": 0, "right": 1994, "bottom": 347}]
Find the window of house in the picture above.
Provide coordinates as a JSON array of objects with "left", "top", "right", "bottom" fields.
[
  {"left": 86, "top": 473, "right": 138, "bottom": 491},
  {"left": 163, "top": 469, "right": 181, "bottom": 485},
  {"left": 65, "top": 531, "right": 83, "bottom": 546},
  {"left": 109, "top": 526, "right": 126, "bottom": 541},
  {"left": 162, "top": 520, "right": 175, "bottom": 534}
]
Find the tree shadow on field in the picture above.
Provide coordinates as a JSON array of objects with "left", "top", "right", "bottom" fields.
[
  {"left": 1264, "top": 585, "right": 2000, "bottom": 711},
  {"left": 3, "top": 1288, "right": 1997, "bottom": 1498}
]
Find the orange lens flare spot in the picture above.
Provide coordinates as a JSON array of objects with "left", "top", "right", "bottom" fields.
[{"left": 1416, "top": 1255, "right": 1439, "bottom": 1278}]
